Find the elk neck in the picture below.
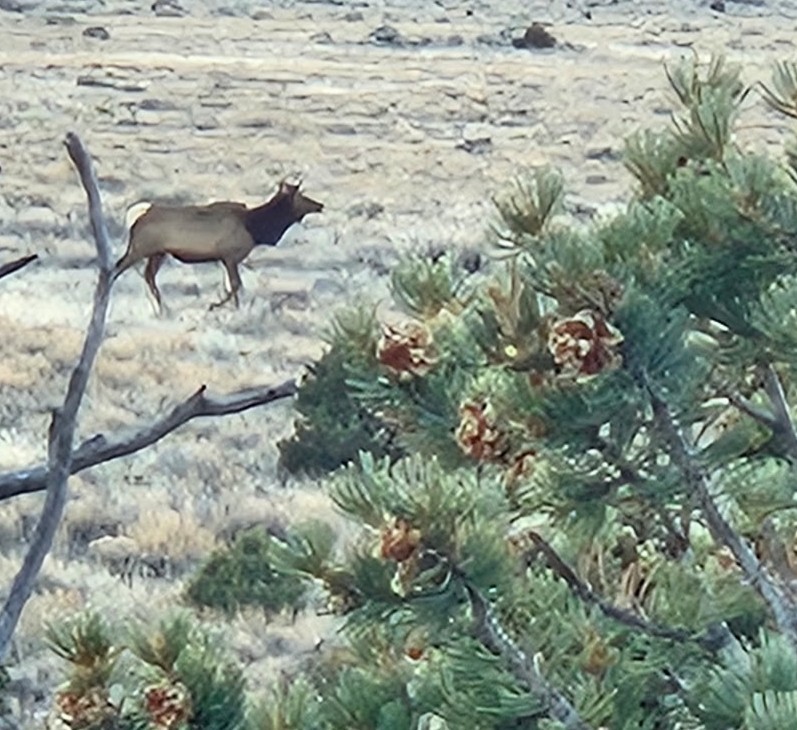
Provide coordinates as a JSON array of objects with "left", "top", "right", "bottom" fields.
[{"left": 243, "top": 194, "right": 299, "bottom": 246}]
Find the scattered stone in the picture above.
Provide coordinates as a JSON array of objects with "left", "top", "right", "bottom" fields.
[
  {"left": 585, "top": 146, "right": 621, "bottom": 162},
  {"left": 138, "top": 98, "right": 180, "bottom": 111},
  {"left": 585, "top": 174, "right": 608, "bottom": 185},
  {"left": 250, "top": 9, "right": 272, "bottom": 20},
  {"left": 151, "top": 0, "right": 184, "bottom": 17},
  {"left": 82, "top": 26, "right": 110, "bottom": 40},
  {"left": 326, "top": 123, "right": 357, "bottom": 135},
  {"left": 45, "top": 14, "right": 77, "bottom": 24},
  {"left": 77, "top": 75, "right": 147, "bottom": 92},
  {"left": 512, "top": 22, "right": 557, "bottom": 50},
  {"left": 343, "top": 10, "right": 363, "bottom": 21},
  {"left": 710, "top": 0, "right": 725, "bottom": 10},
  {"left": 457, "top": 124, "right": 492, "bottom": 155},
  {"left": 311, "top": 31, "right": 333, "bottom": 43},
  {"left": 369, "top": 25, "right": 403, "bottom": 46},
  {"left": 456, "top": 137, "right": 491, "bottom": 154},
  {"left": 458, "top": 248, "right": 483, "bottom": 274},
  {"left": 443, "top": 34, "right": 464, "bottom": 46}
]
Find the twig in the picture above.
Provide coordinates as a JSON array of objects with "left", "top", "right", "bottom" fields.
[
  {"left": 464, "top": 581, "right": 592, "bottom": 730},
  {"left": 0, "top": 133, "right": 114, "bottom": 660},
  {"left": 761, "top": 364, "right": 797, "bottom": 461},
  {"left": 0, "top": 254, "right": 38, "bottom": 282},
  {"left": 726, "top": 391, "right": 778, "bottom": 431},
  {"left": 0, "top": 379, "right": 298, "bottom": 500},
  {"left": 647, "top": 381, "right": 797, "bottom": 654},
  {"left": 0, "top": 255, "right": 38, "bottom": 281},
  {"left": 526, "top": 531, "right": 727, "bottom": 652}
]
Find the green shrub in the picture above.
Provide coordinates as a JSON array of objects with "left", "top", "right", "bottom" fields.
[{"left": 185, "top": 528, "right": 307, "bottom": 618}]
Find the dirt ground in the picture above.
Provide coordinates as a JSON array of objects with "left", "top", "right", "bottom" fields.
[{"left": 0, "top": 0, "right": 793, "bottom": 723}]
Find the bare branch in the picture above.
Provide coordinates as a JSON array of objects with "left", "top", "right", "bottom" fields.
[
  {"left": 0, "top": 379, "right": 298, "bottom": 501},
  {"left": 526, "top": 531, "right": 728, "bottom": 652},
  {"left": 0, "top": 254, "right": 38, "bottom": 282},
  {"left": 0, "top": 133, "right": 115, "bottom": 660},
  {"left": 647, "top": 383, "right": 797, "bottom": 653},
  {"left": 464, "top": 581, "right": 592, "bottom": 730}
]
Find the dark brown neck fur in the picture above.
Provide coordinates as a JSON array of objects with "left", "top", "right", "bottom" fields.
[{"left": 244, "top": 193, "right": 300, "bottom": 246}]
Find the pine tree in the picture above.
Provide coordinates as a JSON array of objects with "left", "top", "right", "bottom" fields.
[
  {"left": 268, "top": 53, "right": 797, "bottom": 729},
  {"left": 49, "top": 53, "right": 797, "bottom": 729}
]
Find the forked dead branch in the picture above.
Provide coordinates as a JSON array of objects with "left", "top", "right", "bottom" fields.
[{"left": 0, "top": 133, "right": 302, "bottom": 660}]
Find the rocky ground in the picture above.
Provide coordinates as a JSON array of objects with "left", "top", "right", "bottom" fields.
[{"left": 0, "top": 0, "right": 793, "bottom": 724}]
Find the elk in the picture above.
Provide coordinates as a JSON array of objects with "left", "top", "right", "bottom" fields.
[{"left": 114, "top": 181, "right": 324, "bottom": 312}]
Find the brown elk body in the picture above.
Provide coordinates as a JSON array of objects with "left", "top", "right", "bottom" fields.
[{"left": 114, "top": 181, "right": 324, "bottom": 312}]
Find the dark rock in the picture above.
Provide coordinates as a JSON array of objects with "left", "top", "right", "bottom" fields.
[
  {"left": 710, "top": 0, "right": 725, "bottom": 10},
  {"left": 456, "top": 137, "right": 492, "bottom": 154},
  {"left": 585, "top": 146, "right": 621, "bottom": 162},
  {"left": 512, "top": 22, "right": 557, "bottom": 50},
  {"left": 152, "top": 0, "right": 184, "bottom": 16},
  {"left": 138, "top": 98, "right": 179, "bottom": 111},
  {"left": 45, "top": 14, "right": 77, "bottom": 24},
  {"left": 458, "top": 248, "right": 483, "bottom": 274},
  {"left": 77, "top": 76, "right": 147, "bottom": 92},
  {"left": 443, "top": 34, "right": 463, "bottom": 46},
  {"left": 311, "top": 31, "right": 333, "bottom": 43},
  {"left": 369, "top": 24, "right": 403, "bottom": 46},
  {"left": 82, "top": 25, "right": 110, "bottom": 40},
  {"left": 343, "top": 10, "right": 363, "bottom": 20},
  {"left": 585, "top": 174, "right": 608, "bottom": 185}
]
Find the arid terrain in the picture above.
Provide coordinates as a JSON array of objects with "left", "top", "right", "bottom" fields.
[{"left": 0, "top": 0, "right": 793, "bottom": 723}]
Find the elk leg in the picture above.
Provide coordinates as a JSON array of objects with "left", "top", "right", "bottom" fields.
[
  {"left": 209, "top": 260, "right": 242, "bottom": 310},
  {"left": 144, "top": 253, "right": 166, "bottom": 314}
]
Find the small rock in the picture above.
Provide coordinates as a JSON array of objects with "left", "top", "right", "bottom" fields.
[
  {"left": 585, "top": 174, "right": 608, "bottom": 185},
  {"left": 250, "top": 9, "right": 272, "bottom": 20},
  {"left": 458, "top": 248, "right": 483, "bottom": 274},
  {"left": 151, "top": 0, "right": 184, "bottom": 16},
  {"left": 326, "top": 123, "right": 357, "bottom": 135},
  {"left": 369, "top": 24, "right": 403, "bottom": 46},
  {"left": 512, "top": 22, "right": 557, "bottom": 50},
  {"left": 443, "top": 34, "right": 464, "bottom": 46},
  {"left": 82, "top": 26, "right": 110, "bottom": 40},
  {"left": 343, "top": 10, "right": 363, "bottom": 20},
  {"left": 311, "top": 31, "right": 333, "bottom": 43},
  {"left": 709, "top": 0, "right": 725, "bottom": 9},
  {"left": 457, "top": 138, "right": 492, "bottom": 154},
  {"left": 45, "top": 15, "right": 77, "bottom": 24},
  {"left": 585, "top": 146, "right": 621, "bottom": 162},
  {"left": 76, "top": 76, "right": 147, "bottom": 92},
  {"left": 138, "top": 98, "right": 179, "bottom": 111}
]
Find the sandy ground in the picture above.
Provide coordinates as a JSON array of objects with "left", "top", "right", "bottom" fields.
[{"left": 0, "top": 0, "right": 794, "bottom": 723}]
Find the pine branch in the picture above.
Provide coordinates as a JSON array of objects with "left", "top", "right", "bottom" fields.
[
  {"left": 647, "top": 381, "right": 797, "bottom": 653},
  {"left": 0, "top": 133, "right": 114, "bottom": 660},
  {"left": 526, "top": 531, "right": 728, "bottom": 652},
  {"left": 463, "top": 581, "right": 592, "bottom": 730},
  {"left": 0, "top": 379, "right": 298, "bottom": 501}
]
